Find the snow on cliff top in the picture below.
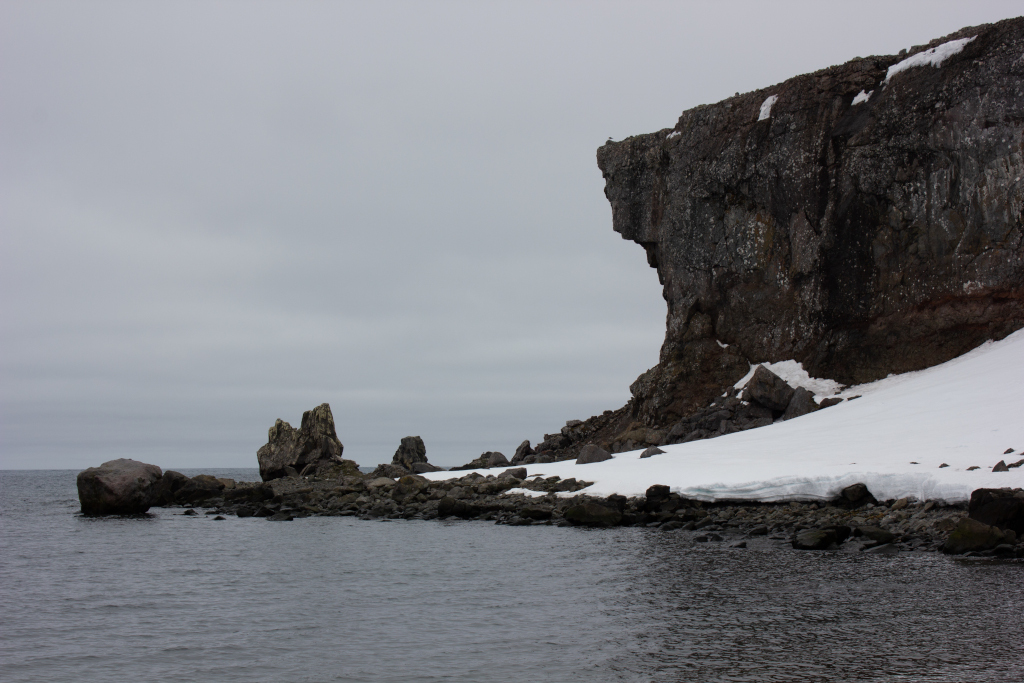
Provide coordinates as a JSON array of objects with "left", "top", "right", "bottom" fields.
[
  {"left": 424, "top": 328, "right": 1024, "bottom": 503},
  {"left": 885, "top": 36, "right": 975, "bottom": 83}
]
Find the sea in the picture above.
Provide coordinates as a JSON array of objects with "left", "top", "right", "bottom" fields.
[{"left": 2, "top": 469, "right": 1022, "bottom": 683}]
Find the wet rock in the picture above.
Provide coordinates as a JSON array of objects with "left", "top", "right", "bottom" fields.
[
  {"left": 576, "top": 444, "right": 612, "bottom": 465},
  {"left": 742, "top": 365, "right": 795, "bottom": 412},
  {"left": 968, "top": 488, "right": 1024, "bottom": 534},
  {"left": 639, "top": 446, "right": 666, "bottom": 459},
  {"left": 151, "top": 470, "right": 190, "bottom": 506},
  {"left": 182, "top": 508, "right": 198, "bottom": 516},
  {"left": 792, "top": 528, "right": 839, "bottom": 550},
  {"left": 782, "top": 387, "right": 818, "bottom": 420},
  {"left": 76, "top": 459, "right": 163, "bottom": 515},
  {"left": 175, "top": 474, "right": 225, "bottom": 503},
  {"left": 863, "top": 543, "right": 899, "bottom": 555},
  {"left": 855, "top": 526, "right": 896, "bottom": 544},
  {"left": 941, "top": 517, "right": 1013, "bottom": 554},
  {"left": 257, "top": 404, "right": 350, "bottom": 481},
  {"left": 564, "top": 502, "right": 622, "bottom": 527}
]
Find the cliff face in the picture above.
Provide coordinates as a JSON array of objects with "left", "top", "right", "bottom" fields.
[{"left": 598, "top": 17, "right": 1024, "bottom": 426}]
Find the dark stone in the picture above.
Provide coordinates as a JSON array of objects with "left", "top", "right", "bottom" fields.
[
  {"left": 499, "top": 467, "right": 527, "bottom": 480},
  {"left": 742, "top": 366, "right": 796, "bottom": 412},
  {"left": 822, "top": 525, "right": 851, "bottom": 543},
  {"left": 855, "top": 526, "right": 896, "bottom": 544},
  {"left": 576, "top": 444, "right": 612, "bottom": 465},
  {"left": 212, "top": 515, "right": 226, "bottom": 521},
  {"left": 942, "top": 517, "right": 1013, "bottom": 554},
  {"left": 510, "top": 440, "right": 535, "bottom": 465},
  {"left": 151, "top": 470, "right": 190, "bottom": 506},
  {"left": 256, "top": 404, "right": 349, "bottom": 481},
  {"left": 645, "top": 484, "right": 671, "bottom": 502},
  {"left": 392, "top": 436, "right": 429, "bottom": 470},
  {"left": 835, "top": 483, "right": 878, "bottom": 508},
  {"left": 596, "top": 18, "right": 1024, "bottom": 427},
  {"left": 863, "top": 543, "right": 899, "bottom": 555},
  {"left": 564, "top": 502, "right": 622, "bottom": 527},
  {"left": 792, "top": 528, "right": 839, "bottom": 550},
  {"left": 76, "top": 459, "right": 163, "bottom": 515},
  {"left": 782, "top": 387, "right": 818, "bottom": 420},
  {"left": 411, "top": 462, "right": 442, "bottom": 474},
  {"left": 818, "top": 397, "right": 844, "bottom": 409},
  {"left": 749, "top": 524, "right": 769, "bottom": 536},
  {"left": 607, "top": 494, "right": 628, "bottom": 511},
  {"left": 485, "top": 452, "right": 510, "bottom": 468},
  {"left": 182, "top": 508, "right": 197, "bottom": 516},
  {"left": 520, "top": 505, "right": 553, "bottom": 520},
  {"left": 968, "top": 488, "right": 1024, "bottom": 534},
  {"left": 371, "top": 463, "right": 410, "bottom": 479},
  {"left": 639, "top": 446, "right": 666, "bottom": 459},
  {"left": 174, "top": 474, "right": 225, "bottom": 504},
  {"left": 391, "top": 475, "right": 430, "bottom": 504},
  {"left": 992, "top": 460, "right": 1010, "bottom": 472}
]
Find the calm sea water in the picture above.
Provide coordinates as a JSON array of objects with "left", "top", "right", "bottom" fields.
[{"left": 2, "top": 469, "right": 1022, "bottom": 683}]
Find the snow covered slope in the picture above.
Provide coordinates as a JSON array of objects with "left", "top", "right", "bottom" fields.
[{"left": 424, "top": 329, "right": 1024, "bottom": 502}]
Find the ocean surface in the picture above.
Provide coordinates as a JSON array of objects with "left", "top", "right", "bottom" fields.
[{"left": 2, "top": 469, "right": 1022, "bottom": 683}]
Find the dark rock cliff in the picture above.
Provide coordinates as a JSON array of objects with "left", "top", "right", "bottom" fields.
[{"left": 597, "top": 17, "right": 1024, "bottom": 426}]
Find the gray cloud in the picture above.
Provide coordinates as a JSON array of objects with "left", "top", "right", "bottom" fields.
[{"left": 2, "top": 1, "right": 1021, "bottom": 469}]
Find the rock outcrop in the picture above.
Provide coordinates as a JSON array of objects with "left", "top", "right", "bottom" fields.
[
  {"left": 596, "top": 18, "right": 1024, "bottom": 427},
  {"left": 257, "top": 403, "right": 359, "bottom": 481},
  {"left": 77, "top": 459, "right": 163, "bottom": 515}
]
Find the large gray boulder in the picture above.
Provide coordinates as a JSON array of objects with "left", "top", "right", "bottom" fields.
[
  {"left": 742, "top": 365, "right": 795, "bottom": 412},
  {"left": 942, "top": 517, "right": 1014, "bottom": 554},
  {"left": 576, "top": 444, "right": 612, "bottom": 464},
  {"left": 77, "top": 459, "right": 163, "bottom": 515},
  {"left": 968, "top": 487, "right": 1024, "bottom": 534},
  {"left": 257, "top": 403, "right": 349, "bottom": 481}
]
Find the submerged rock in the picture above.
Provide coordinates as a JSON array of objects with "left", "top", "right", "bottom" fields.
[{"left": 76, "top": 459, "right": 163, "bottom": 515}]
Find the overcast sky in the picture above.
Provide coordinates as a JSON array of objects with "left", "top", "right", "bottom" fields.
[{"left": 2, "top": 1, "right": 1020, "bottom": 470}]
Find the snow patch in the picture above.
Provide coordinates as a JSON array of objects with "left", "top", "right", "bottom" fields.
[
  {"left": 758, "top": 95, "right": 778, "bottom": 121},
  {"left": 851, "top": 90, "right": 873, "bottom": 105},
  {"left": 885, "top": 37, "right": 975, "bottom": 83},
  {"left": 666, "top": 131, "right": 681, "bottom": 139},
  {"left": 716, "top": 340, "right": 729, "bottom": 348},
  {"left": 734, "top": 360, "right": 844, "bottom": 399},
  {"left": 503, "top": 488, "right": 546, "bottom": 498}
]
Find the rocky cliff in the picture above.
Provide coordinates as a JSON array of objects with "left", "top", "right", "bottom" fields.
[{"left": 598, "top": 17, "right": 1024, "bottom": 426}]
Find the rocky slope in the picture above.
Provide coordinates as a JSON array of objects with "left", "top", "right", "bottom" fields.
[{"left": 595, "top": 17, "right": 1024, "bottom": 430}]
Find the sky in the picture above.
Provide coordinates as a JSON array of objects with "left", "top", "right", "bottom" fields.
[{"left": 2, "top": 1, "right": 1021, "bottom": 470}]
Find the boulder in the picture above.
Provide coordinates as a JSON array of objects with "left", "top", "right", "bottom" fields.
[
  {"left": 485, "top": 452, "right": 510, "bottom": 468},
  {"left": 576, "top": 444, "right": 612, "bottom": 465},
  {"left": 256, "top": 403, "right": 348, "bottom": 481},
  {"left": 742, "top": 365, "right": 795, "bottom": 412},
  {"left": 942, "top": 517, "right": 1014, "bottom": 554},
  {"left": 855, "top": 526, "right": 896, "bottom": 544},
  {"left": 834, "top": 483, "right": 878, "bottom": 509},
  {"left": 564, "top": 501, "right": 622, "bottom": 527},
  {"left": 792, "top": 528, "right": 839, "bottom": 550},
  {"left": 391, "top": 475, "right": 430, "bottom": 503},
  {"left": 151, "top": 470, "right": 190, "bottom": 506},
  {"left": 498, "top": 467, "right": 527, "bottom": 480},
  {"left": 639, "top": 446, "right": 666, "bottom": 459},
  {"left": 175, "top": 474, "right": 225, "bottom": 503},
  {"left": 76, "top": 459, "right": 163, "bottom": 515},
  {"left": 411, "top": 462, "right": 443, "bottom": 474},
  {"left": 392, "top": 436, "right": 429, "bottom": 470},
  {"left": 645, "top": 484, "right": 671, "bottom": 502},
  {"left": 992, "top": 460, "right": 1010, "bottom": 472},
  {"left": 371, "top": 463, "right": 410, "bottom": 479},
  {"left": 968, "top": 488, "right": 1024, "bottom": 534},
  {"left": 510, "top": 440, "right": 535, "bottom": 464},
  {"left": 818, "top": 397, "right": 844, "bottom": 409},
  {"left": 782, "top": 387, "right": 818, "bottom": 420}
]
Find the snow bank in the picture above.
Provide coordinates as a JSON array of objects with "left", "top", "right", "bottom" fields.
[
  {"left": 885, "top": 37, "right": 975, "bottom": 83},
  {"left": 424, "top": 329, "right": 1024, "bottom": 503},
  {"left": 758, "top": 95, "right": 778, "bottom": 121}
]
